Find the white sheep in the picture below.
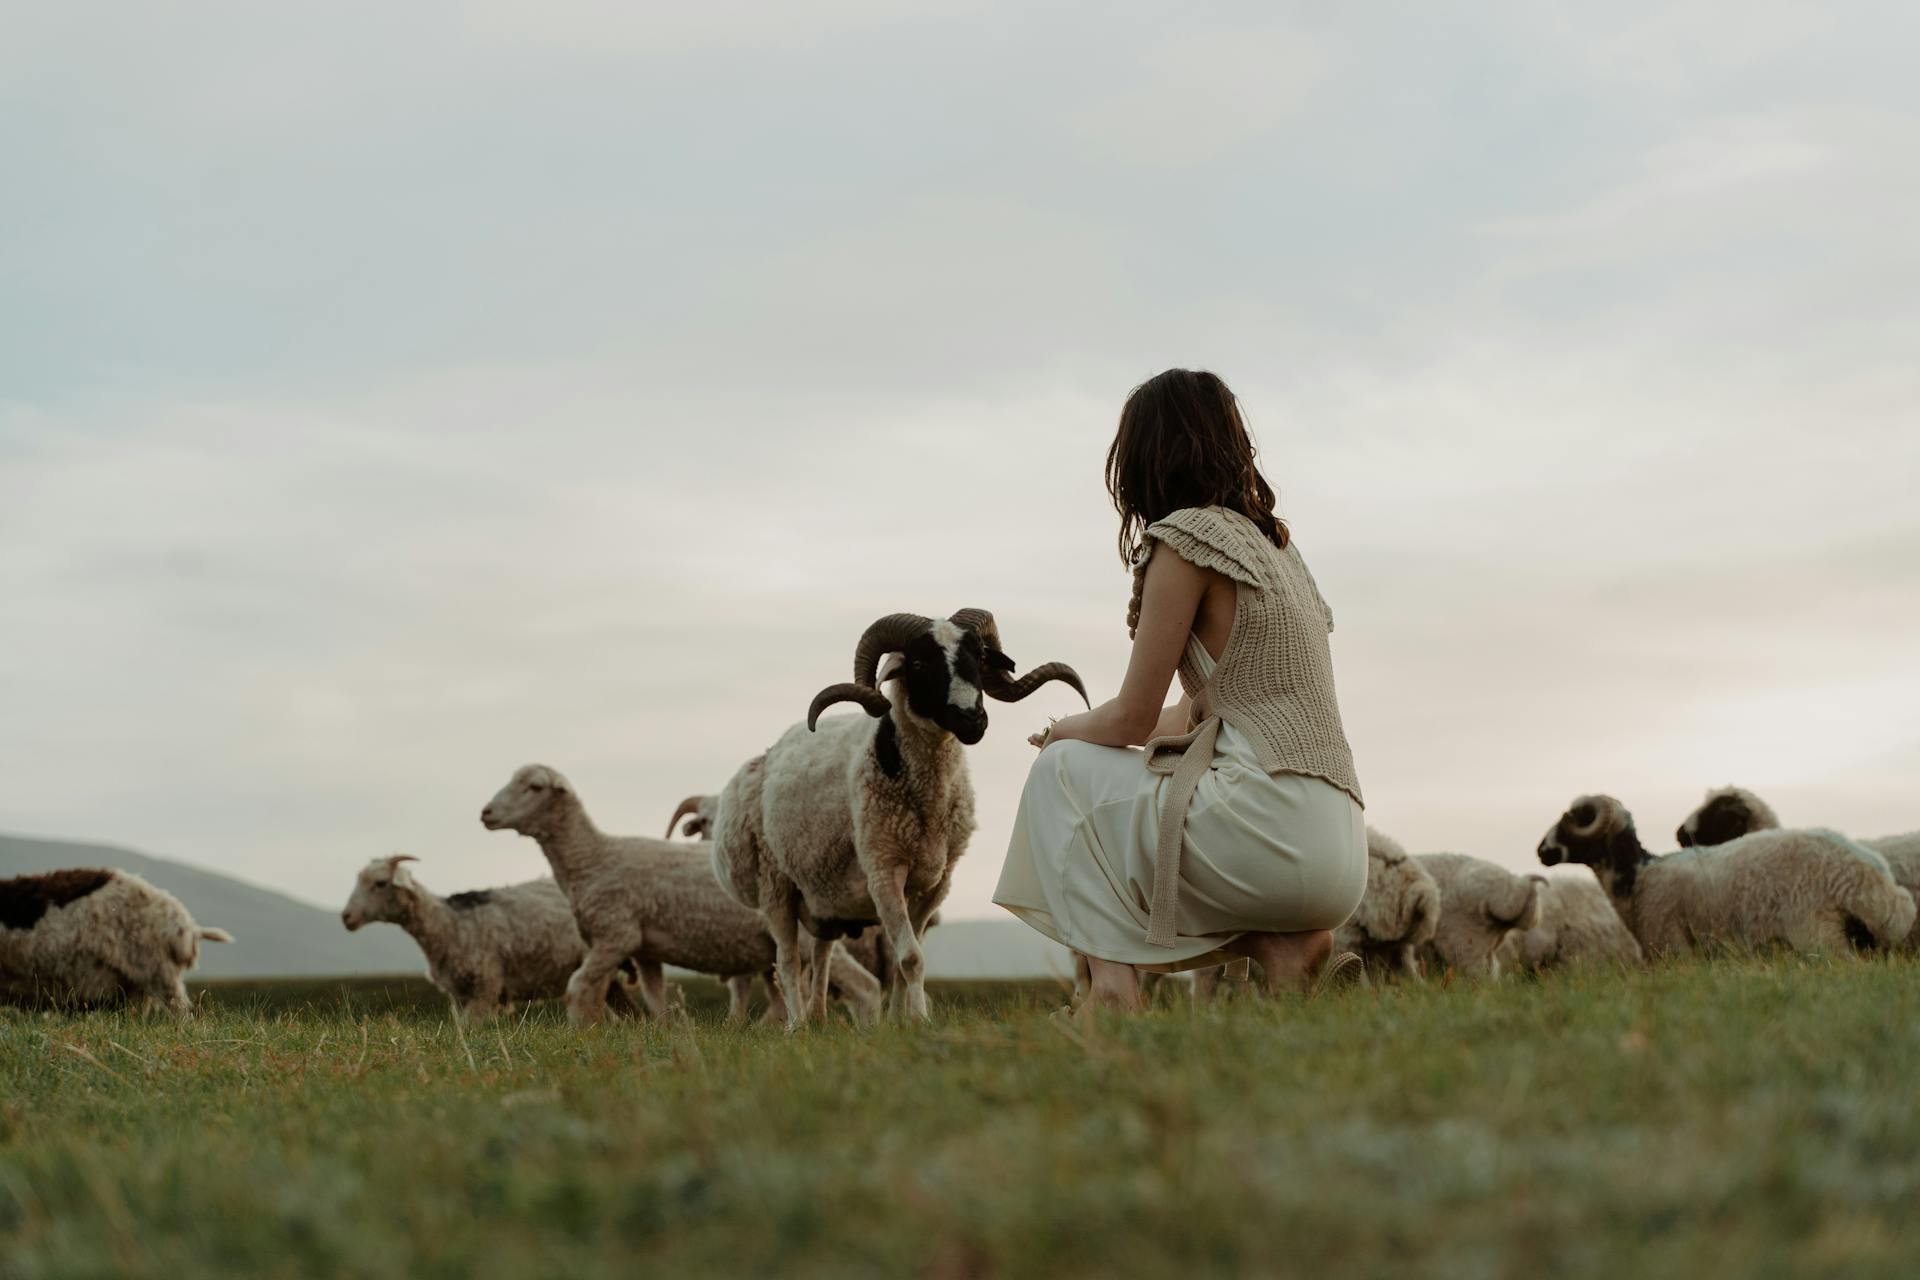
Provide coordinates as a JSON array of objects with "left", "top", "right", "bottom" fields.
[
  {"left": 1538, "top": 794, "right": 1915, "bottom": 957},
  {"left": 340, "top": 855, "right": 666, "bottom": 1023},
  {"left": 1412, "top": 853, "right": 1544, "bottom": 978},
  {"left": 1331, "top": 829, "right": 1442, "bottom": 981},
  {"left": 0, "top": 868, "right": 231, "bottom": 1015},
  {"left": 1494, "top": 873, "right": 1644, "bottom": 972},
  {"left": 710, "top": 608, "right": 1085, "bottom": 1027},
  {"left": 481, "top": 764, "right": 883, "bottom": 1026},
  {"left": 1677, "top": 786, "right": 1920, "bottom": 948}
]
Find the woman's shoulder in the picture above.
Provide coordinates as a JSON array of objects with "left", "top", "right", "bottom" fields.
[{"left": 1140, "top": 506, "right": 1274, "bottom": 586}]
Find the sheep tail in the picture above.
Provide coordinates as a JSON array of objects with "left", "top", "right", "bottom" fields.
[
  {"left": 1490, "top": 876, "right": 1543, "bottom": 932},
  {"left": 1858, "top": 884, "right": 1917, "bottom": 949}
]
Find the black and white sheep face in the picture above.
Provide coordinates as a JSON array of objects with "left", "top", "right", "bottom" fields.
[
  {"left": 341, "top": 856, "right": 418, "bottom": 931},
  {"left": 888, "top": 621, "right": 992, "bottom": 746},
  {"left": 1677, "top": 790, "right": 1757, "bottom": 848},
  {"left": 480, "top": 765, "right": 571, "bottom": 834}
]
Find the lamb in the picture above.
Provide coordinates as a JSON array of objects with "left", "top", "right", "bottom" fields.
[
  {"left": 1494, "top": 873, "right": 1644, "bottom": 972},
  {"left": 1330, "top": 829, "right": 1441, "bottom": 981},
  {"left": 0, "top": 868, "right": 231, "bottom": 1015},
  {"left": 1538, "top": 794, "right": 1915, "bottom": 957},
  {"left": 709, "top": 608, "right": 1085, "bottom": 1027},
  {"left": 340, "top": 856, "right": 664, "bottom": 1023},
  {"left": 1677, "top": 786, "right": 1920, "bottom": 948},
  {"left": 481, "top": 764, "right": 884, "bottom": 1025},
  {"left": 1412, "top": 853, "right": 1544, "bottom": 978}
]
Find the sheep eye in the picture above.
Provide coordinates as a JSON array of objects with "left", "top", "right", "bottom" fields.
[{"left": 529, "top": 784, "right": 546, "bottom": 793}]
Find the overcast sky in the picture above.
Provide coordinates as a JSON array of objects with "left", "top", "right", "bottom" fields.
[{"left": 5, "top": 1, "right": 1918, "bottom": 917}]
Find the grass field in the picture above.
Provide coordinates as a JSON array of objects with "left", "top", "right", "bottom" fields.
[{"left": 3, "top": 957, "right": 1918, "bottom": 1279}]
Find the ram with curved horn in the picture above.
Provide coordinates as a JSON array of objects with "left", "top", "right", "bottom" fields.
[
  {"left": 1537, "top": 794, "right": 1913, "bottom": 958},
  {"left": 710, "top": 608, "right": 1088, "bottom": 1028}
]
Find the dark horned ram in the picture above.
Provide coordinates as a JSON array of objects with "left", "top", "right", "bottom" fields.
[{"left": 709, "top": 608, "right": 1086, "bottom": 1027}]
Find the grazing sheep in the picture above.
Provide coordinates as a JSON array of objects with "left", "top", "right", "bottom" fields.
[
  {"left": 0, "top": 868, "right": 231, "bottom": 1015},
  {"left": 1677, "top": 786, "right": 1920, "bottom": 948},
  {"left": 1495, "top": 874, "right": 1644, "bottom": 972},
  {"left": 1413, "top": 853, "right": 1543, "bottom": 978},
  {"left": 340, "top": 855, "right": 660, "bottom": 1023},
  {"left": 481, "top": 764, "right": 883, "bottom": 1026},
  {"left": 1331, "top": 829, "right": 1442, "bottom": 981},
  {"left": 710, "top": 608, "right": 1085, "bottom": 1027},
  {"left": 1538, "top": 795, "right": 1915, "bottom": 957}
]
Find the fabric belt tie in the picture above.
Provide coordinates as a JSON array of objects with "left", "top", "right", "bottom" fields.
[{"left": 1141, "top": 690, "right": 1220, "bottom": 949}]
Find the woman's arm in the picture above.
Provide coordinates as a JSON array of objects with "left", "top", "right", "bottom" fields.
[{"left": 1033, "top": 548, "right": 1210, "bottom": 750}]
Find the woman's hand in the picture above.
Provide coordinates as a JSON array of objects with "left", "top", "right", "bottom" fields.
[{"left": 1029, "top": 715, "right": 1069, "bottom": 750}]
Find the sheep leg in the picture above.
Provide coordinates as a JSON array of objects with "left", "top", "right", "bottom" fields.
[
  {"left": 763, "top": 891, "right": 812, "bottom": 1030},
  {"left": 634, "top": 962, "right": 669, "bottom": 1018},
  {"left": 565, "top": 941, "right": 635, "bottom": 1027},
  {"left": 867, "top": 862, "right": 927, "bottom": 1023},
  {"left": 759, "top": 972, "right": 784, "bottom": 1026},
  {"left": 1398, "top": 944, "right": 1424, "bottom": 982},
  {"left": 826, "top": 948, "right": 883, "bottom": 1026},
  {"left": 725, "top": 975, "right": 755, "bottom": 1025}
]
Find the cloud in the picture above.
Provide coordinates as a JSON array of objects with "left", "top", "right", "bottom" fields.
[{"left": 3, "top": 1, "right": 1918, "bottom": 914}]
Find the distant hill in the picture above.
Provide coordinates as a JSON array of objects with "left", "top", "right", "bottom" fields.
[
  {"left": 1, "top": 832, "right": 1076, "bottom": 981},
  {"left": 922, "top": 919, "right": 1076, "bottom": 982},
  {"left": 0, "top": 833, "right": 422, "bottom": 979}
]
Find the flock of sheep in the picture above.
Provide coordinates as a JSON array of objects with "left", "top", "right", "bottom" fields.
[
  {"left": 1332, "top": 787, "right": 1917, "bottom": 988},
  {"left": 3, "top": 597, "right": 1916, "bottom": 1024}
]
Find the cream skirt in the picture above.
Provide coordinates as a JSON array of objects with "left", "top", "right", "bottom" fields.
[{"left": 993, "top": 647, "right": 1366, "bottom": 970}]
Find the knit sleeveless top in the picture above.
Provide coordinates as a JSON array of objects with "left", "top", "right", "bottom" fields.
[
  {"left": 1128, "top": 505, "right": 1362, "bottom": 804},
  {"left": 1127, "top": 506, "right": 1363, "bottom": 945}
]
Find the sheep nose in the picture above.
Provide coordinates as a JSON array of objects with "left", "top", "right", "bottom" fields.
[{"left": 480, "top": 806, "right": 494, "bottom": 824}]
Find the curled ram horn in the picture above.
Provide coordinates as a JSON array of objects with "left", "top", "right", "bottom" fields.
[
  {"left": 948, "top": 607, "right": 1090, "bottom": 708},
  {"left": 1566, "top": 796, "right": 1617, "bottom": 839},
  {"left": 665, "top": 795, "right": 706, "bottom": 840},
  {"left": 807, "top": 613, "right": 933, "bottom": 731}
]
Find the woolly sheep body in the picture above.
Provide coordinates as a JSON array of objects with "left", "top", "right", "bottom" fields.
[
  {"left": 1413, "top": 852, "right": 1543, "bottom": 978},
  {"left": 0, "top": 868, "right": 231, "bottom": 1015},
  {"left": 712, "top": 709, "right": 975, "bottom": 1027},
  {"left": 483, "top": 764, "right": 883, "bottom": 1026},
  {"left": 1540, "top": 795, "right": 1915, "bottom": 957},
  {"left": 1677, "top": 786, "right": 1920, "bottom": 948},
  {"left": 1496, "top": 874, "right": 1644, "bottom": 972},
  {"left": 341, "top": 858, "right": 647, "bottom": 1023},
  {"left": 1331, "top": 829, "right": 1441, "bottom": 980}
]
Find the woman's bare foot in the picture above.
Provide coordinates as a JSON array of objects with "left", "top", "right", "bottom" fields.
[
  {"left": 1083, "top": 956, "right": 1145, "bottom": 1013},
  {"left": 1225, "top": 929, "right": 1334, "bottom": 996}
]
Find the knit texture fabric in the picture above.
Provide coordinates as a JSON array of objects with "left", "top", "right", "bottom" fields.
[{"left": 1129, "top": 505, "right": 1363, "bottom": 808}]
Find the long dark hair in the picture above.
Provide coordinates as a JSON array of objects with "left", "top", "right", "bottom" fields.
[{"left": 1104, "top": 368, "right": 1288, "bottom": 565}]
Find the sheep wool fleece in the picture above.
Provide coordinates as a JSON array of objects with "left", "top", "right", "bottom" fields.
[{"left": 995, "top": 507, "right": 1365, "bottom": 964}]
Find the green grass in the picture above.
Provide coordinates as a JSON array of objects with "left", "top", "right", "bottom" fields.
[{"left": 3, "top": 958, "right": 1918, "bottom": 1279}]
